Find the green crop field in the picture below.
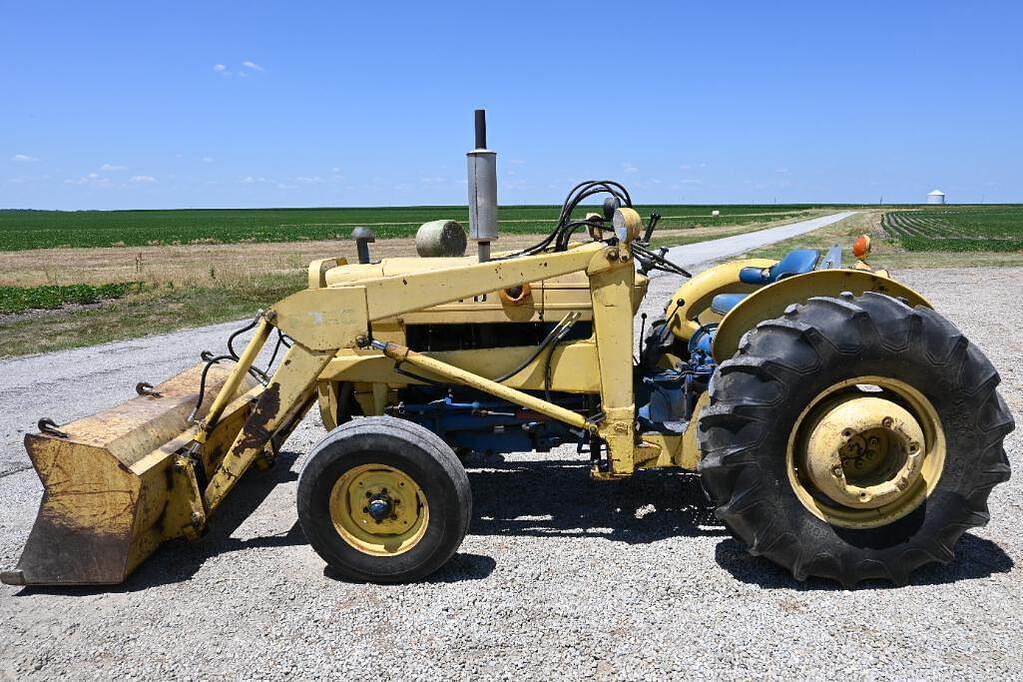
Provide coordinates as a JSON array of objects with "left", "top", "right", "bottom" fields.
[
  {"left": 0, "top": 282, "right": 142, "bottom": 314},
  {"left": 0, "top": 204, "right": 832, "bottom": 251},
  {"left": 882, "top": 206, "right": 1023, "bottom": 252}
]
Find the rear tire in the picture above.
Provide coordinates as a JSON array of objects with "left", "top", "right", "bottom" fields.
[
  {"left": 298, "top": 416, "right": 472, "bottom": 583},
  {"left": 698, "top": 292, "right": 1013, "bottom": 587}
]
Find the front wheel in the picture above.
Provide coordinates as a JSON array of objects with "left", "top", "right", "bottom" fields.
[
  {"left": 698, "top": 292, "right": 1013, "bottom": 587},
  {"left": 297, "top": 416, "right": 472, "bottom": 583}
]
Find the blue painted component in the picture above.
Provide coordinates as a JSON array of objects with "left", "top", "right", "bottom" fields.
[
  {"left": 819, "top": 244, "right": 842, "bottom": 269},
  {"left": 712, "top": 249, "right": 822, "bottom": 315},
  {"left": 772, "top": 248, "right": 820, "bottom": 279},
  {"left": 739, "top": 266, "right": 770, "bottom": 284},
  {"left": 637, "top": 324, "right": 717, "bottom": 431},
  {"left": 396, "top": 395, "right": 580, "bottom": 454},
  {"left": 638, "top": 370, "right": 686, "bottom": 424},
  {"left": 688, "top": 324, "right": 716, "bottom": 355},
  {"left": 710, "top": 292, "right": 748, "bottom": 315}
]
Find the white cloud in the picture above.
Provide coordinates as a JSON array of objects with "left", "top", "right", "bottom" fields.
[
  {"left": 213, "top": 64, "right": 233, "bottom": 76},
  {"left": 101, "top": 163, "right": 127, "bottom": 171},
  {"left": 202, "top": 156, "right": 214, "bottom": 163},
  {"left": 65, "top": 172, "right": 111, "bottom": 186},
  {"left": 130, "top": 175, "right": 157, "bottom": 184},
  {"left": 242, "top": 60, "right": 264, "bottom": 71},
  {"left": 241, "top": 176, "right": 270, "bottom": 184},
  {"left": 295, "top": 176, "right": 324, "bottom": 184},
  {"left": 623, "top": 163, "right": 639, "bottom": 174},
  {"left": 12, "top": 154, "right": 37, "bottom": 162}
]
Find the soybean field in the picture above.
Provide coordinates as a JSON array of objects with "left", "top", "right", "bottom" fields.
[
  {"left": 0, "top": 204, "right": 830, "bottom": 251},
  {"left": 882, "top": 206, "right": 1023, "bottom": 252}
]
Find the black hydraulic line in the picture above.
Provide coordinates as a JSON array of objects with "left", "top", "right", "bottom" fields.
[
  {"left": 493, "top": 315, "right": 579, "bottom": 383},
  {"left": 259, "top": 329, "right": 288, "bottom": 378},
  {"left": 226, "top": 313, "right": 261, "bottom": 360},
  {"left": 632, "top": 242, "right": 692, "bottom": 277},
  {"left": 394, "top": 364, "right": 446, "bottom": 387},
  {"left": 189, "top": 353, "right": 235, "bottom": 422},
  {"left": 543, "top": 338, "right": 559, "bottom": 403},
  {"left": 189, "top": 315, "right": 280, "bottom": 422},
  {"left": 494, "top": 180, "right": 632, "bottom": 260}
]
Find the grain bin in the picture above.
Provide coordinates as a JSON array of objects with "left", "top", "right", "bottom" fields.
[{"left": 927, "top": 189, "right": 946, "bottom": 205}]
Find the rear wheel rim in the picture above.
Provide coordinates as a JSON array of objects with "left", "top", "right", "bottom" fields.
[
  {"left": 329, "top": 463, "right": 429, "bottom": 556},
  {"left": 786, "top": 376, "right": 946, "bottom": 529}
]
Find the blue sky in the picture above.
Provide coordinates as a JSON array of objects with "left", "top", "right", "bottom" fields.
[{"left": 1, "top": 1, "right": 1020, "bottom": 209}]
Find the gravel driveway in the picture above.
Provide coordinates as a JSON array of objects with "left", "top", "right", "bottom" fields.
[{"left": 1, "top": 263, "right": 1020, "bottom": 680}]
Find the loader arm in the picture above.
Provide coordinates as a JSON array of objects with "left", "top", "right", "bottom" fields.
[{"left": 200, "top": 240, "right": 636, "bottom": 514}]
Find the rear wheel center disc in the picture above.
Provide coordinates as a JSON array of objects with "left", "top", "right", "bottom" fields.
[
  {"left": 803, "top": 397, "right": 924, "bottom": 509},
  {"left": 786, "top": 376, "right": 946, "bottom": 530}
]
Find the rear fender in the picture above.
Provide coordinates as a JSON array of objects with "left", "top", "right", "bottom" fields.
[{"left": 712, "top": 269, "right": 932, "bottom": 362}]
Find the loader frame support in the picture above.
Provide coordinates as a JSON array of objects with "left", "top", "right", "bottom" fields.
[
  {"left": 203, "top": 343, "right": 334, "bottom": 512},
  {"left": 590, "top": 263, "right": 637, "bottom": 477},
  {"left": 195, "top": 241, "right": 642, "bottom": 525}
]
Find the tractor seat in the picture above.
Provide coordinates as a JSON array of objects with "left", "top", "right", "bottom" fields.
[{"left": 709, "top": 249, "right": 820, "bottom": 316}]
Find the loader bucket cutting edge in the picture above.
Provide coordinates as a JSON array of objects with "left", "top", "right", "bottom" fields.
[{"left": 1, "top": 363, "right": 261, "bottom": 587}]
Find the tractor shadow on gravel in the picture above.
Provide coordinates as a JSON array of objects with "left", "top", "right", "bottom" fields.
[
  {"left": 465, "top": 456, "right": 727, "bottom": 544},
  {"left": 714, "top": 533, "right": 1014, "bottom": 590}
]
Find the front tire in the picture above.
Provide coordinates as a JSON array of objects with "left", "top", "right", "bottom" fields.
[
  {"left": 698, "top": 292, "right": 1013, "bottom": 587},
  {"left": 297, "top": 416, "right": 472, "bottom": 583}
]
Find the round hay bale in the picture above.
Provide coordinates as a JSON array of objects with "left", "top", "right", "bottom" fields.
[{"left": 416, "top": 220, "right": 467, "bottom": 257}]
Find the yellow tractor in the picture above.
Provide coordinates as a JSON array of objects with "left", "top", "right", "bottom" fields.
[{"left": 3, "top": 113, "right": 1012, "bottom": 588}]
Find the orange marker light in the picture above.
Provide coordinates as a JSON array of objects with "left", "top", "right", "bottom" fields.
[{"left": 852, "top": 234, "right": 872, "bottom": 260}]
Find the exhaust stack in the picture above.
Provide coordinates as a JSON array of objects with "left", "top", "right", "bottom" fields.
[{"left": 467, "top": 109, "right": 498, "bottom": 262}]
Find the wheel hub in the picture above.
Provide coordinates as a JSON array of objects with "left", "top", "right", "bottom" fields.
[
  {"left": 329, "top": 464, "right": 429, "bottom": 556},
  {"left": 366, "top": 495, "right": 394, "bottom": 522},
  {"left": 803, "top": 396, "right": 925, "bottom": 510}
]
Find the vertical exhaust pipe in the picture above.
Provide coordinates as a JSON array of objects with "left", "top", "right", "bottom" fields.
[{"left": 467, "top": 109, "right": 498, "bottom": 261}]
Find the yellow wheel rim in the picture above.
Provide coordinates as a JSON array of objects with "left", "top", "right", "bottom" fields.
[
  {"left": 786, "top": 376, "right": 946, "bottom": 529},
  {"left": 329, "top": 464, "right": 429, "bottom": 556}
]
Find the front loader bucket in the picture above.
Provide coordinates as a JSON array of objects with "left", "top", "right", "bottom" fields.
[{"left": 1, "top": 363, "right": 260, "bottom": 587}]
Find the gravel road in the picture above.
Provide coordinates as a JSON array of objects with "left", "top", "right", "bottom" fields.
[
  {"left": 3, "top": 238, "right": 1021, "bottom": 679},
  {"left": 662, "top": 210, "right": 857, "bottom": 268}
]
